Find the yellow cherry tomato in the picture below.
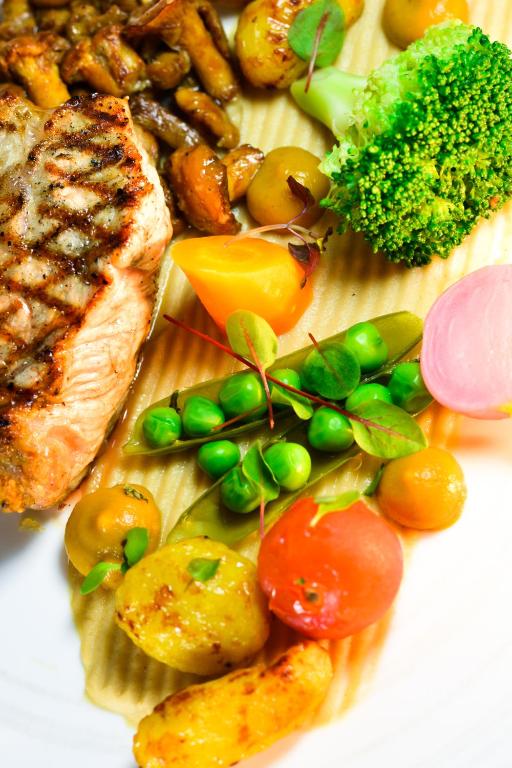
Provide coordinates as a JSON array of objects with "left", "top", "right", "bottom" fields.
[
  {"left": 247, "top": 147, "right": 330, "bottom": 228},
  {"left": 377, "top": 446, "right": 467, "bottom": 530},
  {"left": 172, "top": 235, "right": 313, "bottom": 335},
  {"left": 65, "top": 484, "right": 161, "bottom": 589},
  {"left": 383, "top": 0, "right": 469, "bottom": 49}
]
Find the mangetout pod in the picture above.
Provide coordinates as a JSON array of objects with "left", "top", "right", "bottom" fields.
[{"left": 421, "top": 265, "right": 512, "bottom": 419}]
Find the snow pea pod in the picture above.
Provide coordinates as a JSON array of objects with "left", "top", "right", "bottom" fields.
[
  {"left": 167, "top": 420, "right": 361, "bottom": 547},
  {"left": 124, "top": 311, "right": 423, "bottom": 456}
]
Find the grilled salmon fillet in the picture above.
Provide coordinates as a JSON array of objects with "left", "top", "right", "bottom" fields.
[{"left": 0, "top": 91, "right": 172, "bottom": 513}]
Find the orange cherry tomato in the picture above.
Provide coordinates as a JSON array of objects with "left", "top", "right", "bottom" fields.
[
  {"left": 258, "top": 497, "right": 403, "bottom": 639},
  {"left": 377, "top": 446, "right": 467, "bottom": 530},
  {"left": 383, "top": 0, "right": 469, "bottom": 49},
  {"left": 172, "top": 235, "right": 313, "bottom": 335}
]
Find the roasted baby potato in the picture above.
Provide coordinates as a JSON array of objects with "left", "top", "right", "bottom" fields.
[
  {"left": 115, "top": 537, "right": 270, "bottom": 675},
  {"left": 235, "top": 0, "right": 364, "bottom": 89},
  {"left": 235, "top": 0, "right": 311, "bottom": 89},
  {"left": 134, "top": 641, "right": 333, "bottom": 768}
]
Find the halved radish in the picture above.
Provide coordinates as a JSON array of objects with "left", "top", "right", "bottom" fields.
[{"left": 421, "top": 265, "right": 512, "bottom": 419}]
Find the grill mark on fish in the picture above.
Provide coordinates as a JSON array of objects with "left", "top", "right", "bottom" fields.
[{"left": 0, "top": 94, "right": 154, "bottom": 406}]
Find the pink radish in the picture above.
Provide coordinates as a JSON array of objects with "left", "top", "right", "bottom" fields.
[{"left": 421, "top": 265, "right": 512, "bottom": 419}]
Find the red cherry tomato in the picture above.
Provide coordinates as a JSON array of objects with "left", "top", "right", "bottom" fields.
[{"left": 258, "top": 497, "right": 403, "bottom": 639}]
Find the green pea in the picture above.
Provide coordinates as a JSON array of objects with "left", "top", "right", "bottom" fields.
[
  {"left": 182, "top": 396, "right": 225, "bottom": 437},
  {"left": 220, "top": 467, "right": 261, "bottom": 514},
  {"left": 142, "top": 406, "right": 182, "bottom": 448},
  {"left": 263, "top": 442, "right": 312, "bottom": 492},
  {"left": 271, "top": 368, "right": 302, "bottom": 393},
  {"left": 197, "top": 440, "right": 241, "bottom": 480},
  {"left": 345, "top": 383, "right": 393, "bottom": 411},
  {"left": 345, "top": 321, "right": 388, "bottom": 372},
  {"left": 301, "top": 342, "right": 360, "bottom": 400},
  {"left": 307, "top": 406, "right": 354, "bottom": 452},
  {"left": 219, "top": 372, "right": 266, "bottom": 420},
  {"left": 388, "top": 361, "right": 431, "bottom": 413}
]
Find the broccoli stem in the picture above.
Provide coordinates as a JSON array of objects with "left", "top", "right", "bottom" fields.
[{"left": 291, "top": 67, "right": 367, "bottom": 137}]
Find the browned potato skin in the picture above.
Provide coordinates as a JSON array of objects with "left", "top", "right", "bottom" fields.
[
  {"left": 116, "top": 537, "right": 269, "bottom": 675},
  {"left": 175, "top": 87, "right": 239, "bottom": 148},
  {"left": 134, "top": 642, "right": 333, "bottom": 768},
  {"left": 235, "top": 0, "right": 364, "bottom": 90},
  {"left": 221, "top": 144, "right": 264, "bottom": 201},
  {"left": 235, "top": 0, "right": 311, "bottom": 90},
  {"left": 169, "top": 144, "right": 240, "bottom": 234}
]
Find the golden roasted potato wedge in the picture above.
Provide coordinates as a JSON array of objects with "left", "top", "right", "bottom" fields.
[
  {"left": 134, "top": 641, "right": 333, "bottom": 768},
  {"left": 235, "top": 0, "right": 364, "bottom": 89},
  {"left": 115, "top": 537, "right": 269, "bottom": 675},
  {"left": 235, "top": 0, "right": 311, "bottom": 89}
]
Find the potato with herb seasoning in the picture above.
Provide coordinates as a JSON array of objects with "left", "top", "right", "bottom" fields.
[
  {"left": 65, "top": 484, "right": 161, "bottom": 590},
  {"left": 115, "top": 537, "right": 270, "bottom": 675},
  {"left": 134, "top": 641, "right": 333, "bottom": 768}
]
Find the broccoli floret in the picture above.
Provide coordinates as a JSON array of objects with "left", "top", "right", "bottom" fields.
[{"left": 291, "top": 22, "right": 512, "bottom": 267}]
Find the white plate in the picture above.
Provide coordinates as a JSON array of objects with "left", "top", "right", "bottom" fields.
[{"left": 2, "top": 415, "right": 512, "bottom": 768}]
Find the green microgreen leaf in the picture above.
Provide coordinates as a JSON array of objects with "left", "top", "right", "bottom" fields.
[
  {"left": 349, "top": 401, "right": 427, "bottom": 460},
  {"left": 288, "top": 0, "right": 345, "bottom": 69},
  {"left": 301, "top": 340, "right": 360, "bottom": 400},
  {"left": 311, "top": 489, "right": 361, "bottom": 525},
  {"left": 271, "top": 384, "right": 314, "bottom": 420},
  {"left": 226, "top": 311, "right": 278, "bottom": 371},
  {"left": 364, "top": 464, "right": 384, "bottom": 496},
  {"left": 123, "top": 527, "right": 150, "bottom": 568},
  {"left": 123, "top": 485, "right": 148, "bottom": 502},
  {"left": 241, "top": 443, "right": 280, "bottom": 505},
  {"left": 80, "top": 562, "right": 121, "bottom": 595},
  {"left": 187, "top": 557, "right": 221, "bottom": 582}
]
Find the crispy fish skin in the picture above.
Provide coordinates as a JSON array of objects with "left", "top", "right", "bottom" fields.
[{"left": 0, "top": 91, "right": 172, "bottom": 513}]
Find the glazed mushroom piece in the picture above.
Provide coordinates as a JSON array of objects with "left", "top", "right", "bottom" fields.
[
  {"left": 221, "top": 144, "right": 265, "bottom": 201},
  {"left": 168, "top": 144, "right": 241, "bottom": 234},
  {"left": 0, "top": 0, "right": 36, "bottom": 39},
  {"left": 3, "top": 32, "right": 70, "bottom": 107},
  {"left": 146, "top": 49, "right": 191, "bottom": 90},
  {"left": 65, "top": 3, "right": 128, "bottom": 43},
  {"left": 130, "top": 91, "right": 203, "bottom": 148},
  {"left": 174, "top": 87, "right": 239, "bottom": 148},
  {"left": 61, "top": 24, "right": 148, "bottom": 96},
  {"left": 126, "top": 0, "right": 239, "bottom": 102}
]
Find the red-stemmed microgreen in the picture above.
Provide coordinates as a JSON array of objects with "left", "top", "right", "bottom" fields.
[
  {"left": 227, "top": 177, "right": 328, "bottom": 287},
  {"left": 163, "top": 313, "right": 427, "bottom": 453},
  {"left": 304, "top": 10, "right": 330, "bottom": 92},
  {"left": 288, "top": 0, "right": 345, "bottom": 89}
]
